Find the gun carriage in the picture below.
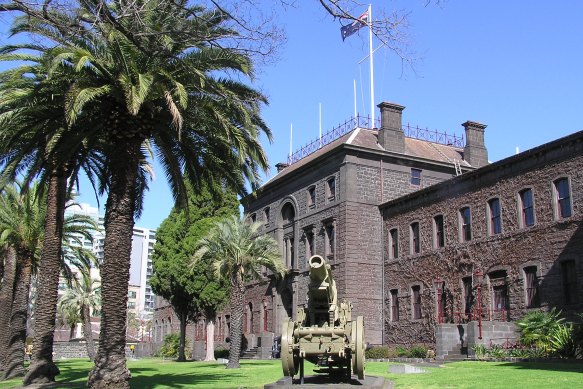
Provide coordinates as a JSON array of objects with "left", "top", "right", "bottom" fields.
[{"left": 280, "top": 255, "right": 365, "bottom": 382}]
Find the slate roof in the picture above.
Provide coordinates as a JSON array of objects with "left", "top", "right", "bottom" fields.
[{"left": 262, "top": 127, "right": 469, "bottom": 188}]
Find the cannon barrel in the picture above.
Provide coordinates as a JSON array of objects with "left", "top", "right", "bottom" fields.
[{"left": 309, "top": 255, "right": 329, "bottom": 282}]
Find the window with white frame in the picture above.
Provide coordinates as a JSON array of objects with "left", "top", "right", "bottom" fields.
[
  {"left": 519, "top": 188, "right": 535, "bottom": 227},
  {"left": 459, "top": 207, "right": 472, "bottom": 242},
  {"left": 488, "top": 198, "right": 502, "bottom": 235},
  {"left": 389, "top": 228, "right": 399, "bottom": 259},
  {"left": 433, "top": 215, "right": 445, "bottom": 248},
  {"left": 554, "top": 178, "right": 572, "bottom": 219},
  {"left": 410, "top": 222, "right": 420, "bottom": 254}
]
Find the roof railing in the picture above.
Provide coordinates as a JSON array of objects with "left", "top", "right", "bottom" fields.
[{"left": 286, "top": 115, "right": 465, "bottom": 166}]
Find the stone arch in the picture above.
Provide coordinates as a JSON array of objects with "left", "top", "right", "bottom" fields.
[{"left": 277, "top": 197, "right": 299, "bottom": 269}]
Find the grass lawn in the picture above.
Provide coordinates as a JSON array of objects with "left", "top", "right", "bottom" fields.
[{"left": 0, "top": 359, "right": 581, "bottom": 388}]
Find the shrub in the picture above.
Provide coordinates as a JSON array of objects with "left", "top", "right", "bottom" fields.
[
  {"left": 214, "top": 346, "right": 230, "bottom": 359},
  {"left": 409, "top": 345, "right": 428, "bottom": 358},
  {"left": 487, "top": 345, "right": 507, "bottom": 359},
  {"left": 549, "top": 323, "right": 578, "bottom": 358},
  {"left": 395, "top": 346, "right": 409, "bottom": 357},
  {"left": 508, "top": 348, "right": 530, "bottom": 358},
  {"left": 472, "top": 343, "right": 487, "bottom": 360},
  {"left": 365, "top": 346, "right": 390, "bottom": 359},
  {"left": 517, "top": 309, "right": 563, "bottom": 355},
  {"left": 157, "top": 333, "right": 183, "bottom": 358}
]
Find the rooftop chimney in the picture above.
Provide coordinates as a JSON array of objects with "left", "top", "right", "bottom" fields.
[
  {"left": 275, "top": 162, "right": 289, "bottom": 173},
  {"left": 462, "top": 121, "right": 488, "bottom": 168},
  {"left": 377, "top": 102, "right": 405, "bottom": 154}
]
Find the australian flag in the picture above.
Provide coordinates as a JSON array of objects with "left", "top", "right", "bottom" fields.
[{"left": 340, "top": 10, "right": 368, "bottom": 41}]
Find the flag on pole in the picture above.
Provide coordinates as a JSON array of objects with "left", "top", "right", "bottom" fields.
[{"left": 340, "top": 10, "right": 369, "bottom": 41}]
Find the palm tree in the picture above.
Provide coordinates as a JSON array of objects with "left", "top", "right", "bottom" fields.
[
  {"left": 0, "top": 41, "right": 105, "bottom": 384},
  {"left": 57, "top": 303, "right": 82, "bottom": 341},
  {"left": 194, "top": 216, "right": 286, "bottom": 369},
  {"left": 3, "top": 3, "right": 272, "bottom": 386},
  {"left": 58, "top": 269, "right": 101, "bottom": 361},
  {"left": 0, "top": 245, "right": 17, "bottom": 374},
  {"left": 0, "top": 182, "right": 45, "bottom": 379}
]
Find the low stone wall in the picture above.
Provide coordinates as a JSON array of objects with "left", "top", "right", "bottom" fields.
[
  {"left": 436, "top": 321, "right": 517, "bottom": 358},
  {"left": 467, "top": 321, "right": 518, "bottom": 357},
  {"left": 435, "top": 323, "right": 468, "bottom": 358},
  {"left": 53, "top": 342, "right": 91, "bottom": 359},
  {"left": 52, "top": 341, "right": 160, "bottom": 360}
]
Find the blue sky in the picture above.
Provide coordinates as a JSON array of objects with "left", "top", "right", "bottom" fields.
[{"left": 2, "top": 1, "right": 583, "bottom": 230}]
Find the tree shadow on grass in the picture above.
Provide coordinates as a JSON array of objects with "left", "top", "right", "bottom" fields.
[
  {"left": 129, "top": 364, "right": 259, "bottom": 389},
  {"left": 497, "top": 361, "right": 583, "bottom": 374}
]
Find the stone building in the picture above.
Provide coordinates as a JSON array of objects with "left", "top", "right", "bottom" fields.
[
  {"left": 239, "top": 102, "right": 487, "bottom": 347},
  {"left": 380, "top": 128, "right": 583, "bottom": 349},
  {"left": 154, "top": 100, "right": 582, "bottom": 357}
]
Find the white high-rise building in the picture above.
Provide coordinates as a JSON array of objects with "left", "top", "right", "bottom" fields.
[{"left": 63, "top": 203, "right": 156, "bottom": 316}]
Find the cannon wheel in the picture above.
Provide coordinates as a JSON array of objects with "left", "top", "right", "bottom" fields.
[
  {"left": 354, "top": 316, "right": 365, "bottom": 380},
  {"left": 281, "top": 319, "right": 296, "bottom": 377}
]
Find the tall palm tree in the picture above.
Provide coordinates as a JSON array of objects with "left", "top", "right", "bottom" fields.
[
  {"left": 194, "top": 216, "right": 286, "bottom": 369},
  {"left": 0, "top": 182, "right": 45, "bottom": 379},
  {"left": 3, "top": 3, "right": 272, "bottom": 386},
  {"left": 0, "top": 41, "right": 105, "bottom": 384},
  {"left": 0, "top": 245, "right": 17, "bottom": 374},
  {"left": 58, "top": 269, "right": 101, "bottom": 361}
]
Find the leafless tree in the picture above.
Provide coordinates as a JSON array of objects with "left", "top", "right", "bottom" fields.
[{"left": 1, "top": 1, "right": 444, "bottom": 68}]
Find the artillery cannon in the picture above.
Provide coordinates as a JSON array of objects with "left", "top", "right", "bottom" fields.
[{"left": 281, "top": 255, "right": 365, "bottom": 382}]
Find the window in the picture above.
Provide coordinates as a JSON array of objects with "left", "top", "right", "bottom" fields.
[
  {"left": 305, "top": 229, "right": 315, "bottom": 258},
  {"left": 554, "top": 178, "right": 572, "bottom": 219},
  {"left": 411, "top": 285, "right": 422, "bottom": 319},
  {"left": 410, "top": 222, "right": 420, "bottom": 254},
  {"left": 390, "top": 289, "right": 399, "bottom": 322},
  {"left": 460, "top": 207, "right": 472, "bottom": 242},
  {"left": 493, "top": 285, "right": 508, "bottom": 312},
  {"left": 519, "top": 188, "right": 535, "bottom": 227},
  {"left": 128, "top": 302, "right": 136, "bottom": 309},
  {"left": 263, "top": 207, "right": 270, "bottom": 224},
  {"left": 524, "top": 266, "right": 540, "bottom": 308},
  {"left": 488, "top": 198, "right": 502, "bottom": 235},
  {"left": 250, "top": 213, "right": 257, "bottom": 223},
  {"left": 490, "top": 270, "right": 508, "bottom": 312},
  {"left": 128, "top": 291, "right": 137, "bottom": 299},
  {"left": 325, "top": 222, "right": 335, "bottom": 259},
  {"left": 433, "top": 215, "right": 445, "bottom": 248},
  {"left": 284, "top": 237, "right": 295, "bottom": 268},
  {"left": 327, "top": 177, "right": 336, "bottom": 200},
  {"left": 307, "top": 186, "right": 316, "bottom": 208},
  {"left": 411, "top": 168, "right": 422, "bottom": 186},
  {"left": 389, "top": 228, "right": 399, "bottom": 259},
  {"left": 462, "top": 277, "right": 473, "bottom": 315},
  {"left": 561, "top": 260, "right": 578, "bottom": 304}
]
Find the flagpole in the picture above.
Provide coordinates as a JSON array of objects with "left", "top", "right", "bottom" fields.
[
  {"left": 289, "top": 123, "right": 293, "bottom": 159},
  {"left": 368, "top": 4, "right": 375, "bottom": 127},
  {"left": 319, "top": 104, "right": 322, "bottom": 148},
  {"left": 353, "top": 79, "right": 357, "bottom": 119}
]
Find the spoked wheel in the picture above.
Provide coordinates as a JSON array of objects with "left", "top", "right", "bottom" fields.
[
  {"left": 354, "top": 316, "right": 365, "bottom": 380},
  {"left": 281, "top": 319, "right": 296, "bottom": 377}
]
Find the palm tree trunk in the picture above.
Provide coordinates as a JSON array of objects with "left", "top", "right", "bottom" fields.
[
  {"left": 177, "top": 313, "right": 187, "bottom": 362},
  {"left": 0, "top": 247, "right": 17, "bottom": 372},
  {"left": 3, "top": 253, "right": 33, "bottom": 380},
  {"left": 88, "top": 139, "right": 142, "bottom": 389},
  {"left": 69, "top": 325, "right": 75, "bottom": 341},
  {"left": 82, "top": 304, "right": 96, "bottom": 361},
  {"left": 227, "top": 275, "right": 245, "bottom": 369},
  {"left": 204, "top": 316, "right": 216, "bottom": 361},
  {"left": 24, "top": 172, "right": 66, "bottom": 385}
]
